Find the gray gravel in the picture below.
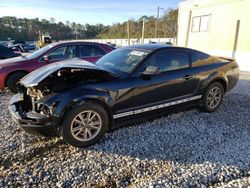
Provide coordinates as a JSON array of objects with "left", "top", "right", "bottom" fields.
[{"left": 0, "top": 72, "right": 250, "bottom": 187}]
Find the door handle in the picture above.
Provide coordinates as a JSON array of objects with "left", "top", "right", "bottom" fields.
[{"left": 183, "top": 75, "right": 193, "bottom": 80}]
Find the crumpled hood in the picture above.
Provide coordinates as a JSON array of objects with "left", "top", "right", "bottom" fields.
[
  {"left": 20, "top": 58, "right": 115, "bottom": 87},
  {"left": 0, "top": 56, "right": 27, "bottom": 67}
]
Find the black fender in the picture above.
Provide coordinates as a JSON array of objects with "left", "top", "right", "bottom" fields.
[
  {"left": 200, "top": 71, "right": 228, "bottom": 94},
  {"left": 39, "top": 87, "right": 114, "bottom": 126}
]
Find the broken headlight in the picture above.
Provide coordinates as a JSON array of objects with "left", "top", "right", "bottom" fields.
[{"left": 39, "top": 104, "right": 52, "bottom": 116}]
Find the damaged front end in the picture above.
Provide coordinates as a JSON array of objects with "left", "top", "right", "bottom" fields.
[
  {"left": 9, "top": 60, "right": 117, "bottom": 137},
  {"left": 8, "top": 81, "right": 62, "bottom": 136},
  {"left": 8, "top": 91, "right": 57, "bottom": 136}
]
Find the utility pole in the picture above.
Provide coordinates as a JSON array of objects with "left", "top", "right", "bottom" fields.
[
  {"left": 127, "top": 20, "right": 130, "bottom": 46},
  {"left": 155, "top": 6, "right": 163, "bottom": 39},
  {"left": 141, "top": 18, "right": 145, "bottom": 44},
  {"left": 232, "top": 20, "right": 240, "bottom": 58},
  {"left": 75, "top": 28, "right": 78, "bottom": 40}
]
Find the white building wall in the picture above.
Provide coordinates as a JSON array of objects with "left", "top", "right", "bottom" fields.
[
  {"left": 80, "top": 38, "right": 175, "bottom": 47},
  {"left": 177, "top": 0, "right": 250, "bottom": 71}
]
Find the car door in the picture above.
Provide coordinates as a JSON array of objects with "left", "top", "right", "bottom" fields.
[
  {"left": 78, "top": 45, "right": 106, "bottom": 63},
  {"left": 132, "top": 50, "right": 200, "bottom": 111}
]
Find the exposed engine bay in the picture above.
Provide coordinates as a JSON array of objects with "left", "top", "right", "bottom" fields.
[
  {"left": 19, "top": 68, "right": 116, "bottom": 114},
  {"left": 24, "top": 68, "right": 115, "bottom": 98}
]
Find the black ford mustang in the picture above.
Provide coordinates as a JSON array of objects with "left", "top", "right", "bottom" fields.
[{"left": 9, "top": 45, "right": 239, "bottom": 147}]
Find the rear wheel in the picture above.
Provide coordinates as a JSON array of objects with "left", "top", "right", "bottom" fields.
[
  {"left": 201, "top": 82, "right": 224, "bottom": 112},
  {"left": 61, "top": 102, "right": 109, "bottom": 147},
  {"left": 6, "top": 72, "right": 27, "bottom": 93}
]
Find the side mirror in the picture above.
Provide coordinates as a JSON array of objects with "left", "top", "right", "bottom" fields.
[
  {"left": 142, "top": 66, "right": 160, "bottom": 76},
  {"left": 43, "top": 55, "right": 50, "bottom": 63}
]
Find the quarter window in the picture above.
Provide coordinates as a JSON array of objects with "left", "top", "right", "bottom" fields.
[
  {"left": 79, "top": 45, "right": 106, "bottom": 58},
  {"left": 145, "top": 51, "right": 190, "bottom": 72},
  {"left": 192, "top": 51, "right": 210, "bottom": 67}
]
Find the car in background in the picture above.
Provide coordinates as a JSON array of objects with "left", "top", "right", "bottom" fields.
[
  {"left": 0, "top": 45, "right": 21, "bottom": 60},
  {"left": 148, "top": 41, "right": 173, "bottom": 45},
  {"left": 7, "top": 40, "right": 36, "bottom": 52},
  {"left": 24, "top": 42, "right": 36, "bottom": 52},
  {"left": 7, "top": 40, "right": 26, "bottom": 52},
  {"left": 0, "top": 41, "right": 114, "bottom": 93},
  {"left": 106, "top": 42, "right": 117, "bottom": 48},
  {"left": 0, "top": 41, "right": 9, "bottom": 47},
  {"left": 9, "top": 45, "right": 239, "bottom": 147},
  {"left": 10, "top": 44, "right": 26, "bottom": 53}
]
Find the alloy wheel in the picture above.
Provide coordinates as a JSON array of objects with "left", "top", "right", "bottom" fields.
[
  {"left": 70, "top": 110, "right": 102, "bottom": 142},
  {"left": 206, "top": 87, "right": 222, "bottom": 109}
]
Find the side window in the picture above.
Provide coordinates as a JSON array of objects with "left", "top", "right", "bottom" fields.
[
  {"left": 79, "top": 45, "right": 106, "bottom": 58},
  {"left": 46, "top": 46, "right": 76, "bottom": 61},
  {"left": 66, "top": 46, "right": 77, "bottom": 59},
  {"left": 145, "top": 51, "right": 190, "bottom": 72}
]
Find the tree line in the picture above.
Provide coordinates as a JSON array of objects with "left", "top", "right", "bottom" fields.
[{"left": 0, "top": 9, "right": 178, "bottom": 41}]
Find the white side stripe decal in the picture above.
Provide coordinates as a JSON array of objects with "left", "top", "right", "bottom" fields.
[
  {"left": 113, "top": 111, "right": 133, "bottom": 119},
  {"left": 113, "top": 95, "right": 202, "bottom": 119}
]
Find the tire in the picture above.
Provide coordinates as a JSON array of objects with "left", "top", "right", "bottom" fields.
[
  {"left": 201, "top": 82, "right": 224, "bottom": 112},
  {"left": 61, "top": 102, "right": 109, "bottom": 147},
  {"left": 6, "top": 72, "right": 27, "bottom": 93}
]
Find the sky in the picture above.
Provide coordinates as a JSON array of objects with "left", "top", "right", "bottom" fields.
[{"left": 0, "top": 0, "right": 183, "bottom": 25}]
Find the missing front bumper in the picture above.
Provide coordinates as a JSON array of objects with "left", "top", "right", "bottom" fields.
[{"left": 9, "top": 94, "right": 58, "bottom": 137}]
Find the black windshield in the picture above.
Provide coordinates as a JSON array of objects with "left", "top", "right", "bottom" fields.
[{"left": 96, "top": 48, "right": 149, "bottom": 75}]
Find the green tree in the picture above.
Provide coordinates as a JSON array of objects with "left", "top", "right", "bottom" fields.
[
  {"left": 161, "top": 9, "right": 178, "bottom": 38},
  {"left": 0, "top": 10, "right": 178, "bottom": 41}
]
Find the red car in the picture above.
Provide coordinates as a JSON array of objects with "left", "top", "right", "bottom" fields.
[{"left": 0, "top": 41, "right": 114, "bottom": 93}]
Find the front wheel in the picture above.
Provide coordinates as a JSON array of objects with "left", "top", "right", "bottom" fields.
[
  {"left": 201, "top": 82, "right": 224, "bottom": 112},
  {"left": 61, "top": 102, "right": 109, "bottom": 147},
  {"left": 6, "top": 72, "right": 27, "bottom": 93}
]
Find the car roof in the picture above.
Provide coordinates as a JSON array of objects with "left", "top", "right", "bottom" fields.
[
  {"left": 123, "top": 44, "right": 194, "bottom": 52},
  {"left": 51, "top": 40, "right": 106, "bottom": 46}
]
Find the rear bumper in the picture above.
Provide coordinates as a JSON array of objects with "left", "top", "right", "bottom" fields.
[
  {"left": 9, "top": 94, "right": 58, "bottom": 137},
  {"left": 227, "top": 64, "right": 240, "bottom": 92}
]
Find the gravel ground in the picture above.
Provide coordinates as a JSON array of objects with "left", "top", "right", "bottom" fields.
[{"left": 0, "top": 72, "right": 250, "bottom": 187}]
